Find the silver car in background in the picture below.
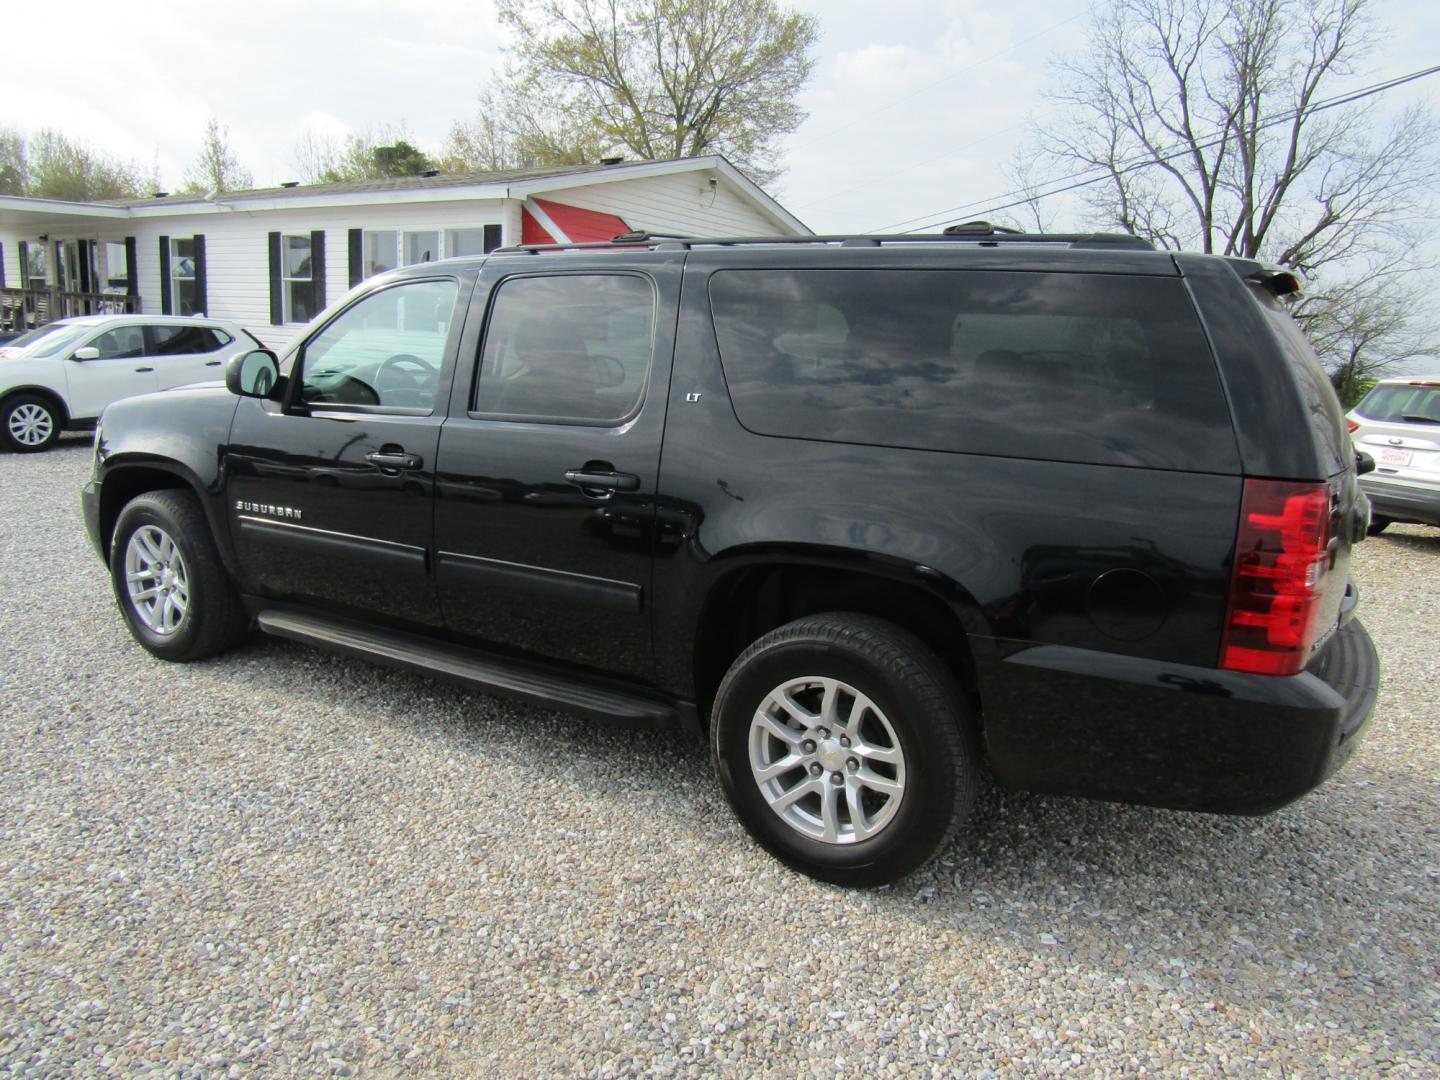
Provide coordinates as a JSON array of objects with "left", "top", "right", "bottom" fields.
[{"left": 1347, "top": 376, "right": 1440, "bottom": 534}]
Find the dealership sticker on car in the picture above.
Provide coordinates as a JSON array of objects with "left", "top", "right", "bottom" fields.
[{"left": 1378, "top": 447, "right": 1413, "bottom": 466}]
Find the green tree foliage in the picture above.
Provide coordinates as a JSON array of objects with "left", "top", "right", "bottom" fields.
[
  {"left": 371, "top": 140, "right": 433, "bottom": 177},
  {"left": 0, "top": 127, "right": 148, "bottom": 201},
  {"left": 181, "top": 118, "right": 253, "bottom": 194},
  {"left": 444, "top": 0, "right": 820, "bottom": 183}
]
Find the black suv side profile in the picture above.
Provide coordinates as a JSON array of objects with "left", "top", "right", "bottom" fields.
[{"left": 82, "top": 228, "right": 1380, "bottom": 885}]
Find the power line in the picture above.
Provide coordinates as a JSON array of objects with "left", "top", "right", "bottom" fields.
[{"left": 864, "top": 62, "right": 1440, "bottom": 235}]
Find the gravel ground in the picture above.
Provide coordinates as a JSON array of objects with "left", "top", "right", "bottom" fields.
[{"left": 1, "top": 435, "right": 1437, "bottom": 1078}]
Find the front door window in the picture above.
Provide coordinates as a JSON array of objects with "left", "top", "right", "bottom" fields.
[{"left": 298, "top": 279, "right": 459, "bottom": 411}]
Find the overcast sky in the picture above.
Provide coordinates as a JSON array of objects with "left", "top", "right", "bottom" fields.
[{"left": 4, "top": 0, "right": 1437, "bottom": 234}]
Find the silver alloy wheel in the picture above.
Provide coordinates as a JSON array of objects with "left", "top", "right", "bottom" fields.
[
  {"left": 123, "top": 525, "right": 191, "bottom": 636},
  {"left": 7, "top": 402, "right": 54, "bottom": 446},
  {"left": 748, "top": 676, "right": 907, "bottom": 845}
]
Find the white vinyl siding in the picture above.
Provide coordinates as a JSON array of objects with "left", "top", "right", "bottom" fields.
[
  {"left": 123, "top": 200, "right": 508, "bottom": 354},
  {"left": 0, "top": 162, "right": 805, "bottom": 353},
  {"left": 539, "top": 171, "right": 785, "bottom": 238}
]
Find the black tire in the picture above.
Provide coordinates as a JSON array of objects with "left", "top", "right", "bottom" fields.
[
  {"left": 1, "top": 393, "right": 62, "bottom": 453},
  {"left": 710, "top": 613, "right": 978, "bottom": 887},
  {"left": 109, "top": 490, "right": 249, "bottom": 662},
  {"left": 1366, "top": 517, "right": 1391, "bottom": 536}
]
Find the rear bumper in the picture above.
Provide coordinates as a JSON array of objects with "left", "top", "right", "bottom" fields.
[
  {"left": 978, "top": 619, "right": 1379, "bottom": 814},
  {"left": 1361, "top": 476, "right": 1440, "bottom": 527}
]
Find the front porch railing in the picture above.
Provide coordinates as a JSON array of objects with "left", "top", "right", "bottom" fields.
[{"left": 0, "top": 287, "right": 141, "bottom": 331}]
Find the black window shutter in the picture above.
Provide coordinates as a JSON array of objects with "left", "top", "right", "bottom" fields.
[
  {"left": 267, "top": 232, "right": 282, "bottom": 325},
  {"left": 159, "top": 236, "right": 172, "bottom": 314},
  {"left": 193, "top": 235, "right": 207, "bottom": 315},
  {"left": 17, "top": 241, "right": 27, "bottom": 287},
  {"left": 124, "top": 237, "right": 138, "bottom": 299},
  {"left": 0, "top": 243, "right": 5, "bottom": 288},
  {"left": 348, "top": 228, "right": 363, "bottom": 288},
  {"left": 77, "top": 240, "right": 92, "bottom": 293},
  {"left": 310, "top": 230, "right": 326, "bottom": 312},
  {"left": 484, "top": 224, "right": 502, "bottom": 253}
]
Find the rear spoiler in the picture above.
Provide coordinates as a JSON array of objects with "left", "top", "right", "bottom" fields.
[{"left": 1227, "top": 258, "right": 1303, "bottom": 298}]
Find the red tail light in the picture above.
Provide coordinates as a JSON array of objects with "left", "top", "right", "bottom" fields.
[
  {"left": 1344, "top": 418, "right": 1359, "bottom": 433},
  {"left": 1220, "top": 479, "right": 1333, "bottom": 676}
]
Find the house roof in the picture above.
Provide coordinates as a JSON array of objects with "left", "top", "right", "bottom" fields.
[
  {"left": 0, "top": 156, "right": 810, "bottom": 235},
  {"left": 96, "top": 162, "right": 636, "bottom": 209}
]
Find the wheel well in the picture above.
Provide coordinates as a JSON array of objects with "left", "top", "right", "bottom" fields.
[
  {"left": 98, "top": 467, "right": 188, "bottom": 562},
  {"left": 1, "top": 387, "right": 70, "bottom": 427},
  {"left": 692, "top": 563, "right": 981, "bottom": 720}
]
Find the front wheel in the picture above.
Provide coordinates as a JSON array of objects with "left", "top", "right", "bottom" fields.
[
  {"left": 109, "top": 490, "right": 249, "bottom": 661},
  {"left": 710, "top": 613, "right": 978, "bottom": 886},
  {"left": 1, "top": 393, "right": 61, "bottom": 452}
]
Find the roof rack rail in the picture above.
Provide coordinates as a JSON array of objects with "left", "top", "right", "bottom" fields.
[{"left": 491, "top": 227, "right": 1156, "bottom": 255}]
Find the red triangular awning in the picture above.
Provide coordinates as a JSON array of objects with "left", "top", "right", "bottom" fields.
[{"left": 521, "top": 197, "right": 630, "bottom": 244}]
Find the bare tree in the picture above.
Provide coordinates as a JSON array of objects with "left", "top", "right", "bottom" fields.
[
  {"left": 291, "top": 124, "right": 431, "bottom": 183},
  {"left": 1021, "top": 0, "right": 1438, "bottom": 379},
  {"left": 292, "top": 129, "right": 343, "bottom": 184},
  {"left": 1294, "top": 258, "right": 1438, "bottom": 404},
  {"left": 485, "top": 0, "right": 820, "bottom": 184},
  {"left": 182, "top": 118, "right": 253, "bottom": 194}
]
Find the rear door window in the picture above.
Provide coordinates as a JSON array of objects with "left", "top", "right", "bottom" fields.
[
  {"left": 707, "top": 269, "right": 1239, "bottom": 472},
  {"left": 148, "top": 325, "right": 228, "bottom": 355},
  {"left": 473, "top": 273, "right": 655, "bottom": 425}
]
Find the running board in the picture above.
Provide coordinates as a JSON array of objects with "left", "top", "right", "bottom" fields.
[{"left": 254, "top": 606, "right": 694, "bottom": 731}]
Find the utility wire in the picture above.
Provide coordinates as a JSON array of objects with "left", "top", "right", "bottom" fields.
[{"left": 864, "top": 62, "right": 1440, "bottom": 235}]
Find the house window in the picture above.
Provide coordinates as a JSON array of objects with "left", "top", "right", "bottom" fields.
[
  {"left": 364, "top": 231, "right": 397, "bottom": 278},
  {"left": 104, "top": 242, "right": 129, "bottom": 292},
  {"left": 282, "top": 234, "right": 315, "bottom": 323},
  {"left": 169, "top": 237, "right": 200, "bottom": 315},
  {"left": 446, "top": 228, "right": 488, "bottom": 257},
  {"left": 403, "top": 230, "right": 439, "bottom": 266}
]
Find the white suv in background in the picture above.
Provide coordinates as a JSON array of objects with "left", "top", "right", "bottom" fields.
[
  {"left": 0, "top": 315, "right": 262, "bottom": 452},
  {"left": 1347, "top": 375, "right": 1440, "bottom": 534}
]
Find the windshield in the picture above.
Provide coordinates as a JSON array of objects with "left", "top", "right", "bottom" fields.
[
  {"left": 1355, "top": 383, "right": 1440, "bottom": 425},
  {"left": 3, "top": 323, "right": 93, "bottom": 358}
]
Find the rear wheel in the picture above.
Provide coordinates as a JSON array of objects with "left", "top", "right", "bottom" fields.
[
  {"left": 1, "top": 393, "right": 61, "bottom": 453},
  {"left": 710, "top": 613, "right": 978, "bottom": 886},
  {"left": 110, "top": 490, "right": 248, "bottom": 661},
  {"left": 1366, "top": 516, "right": 1392, "bottom": 536}
]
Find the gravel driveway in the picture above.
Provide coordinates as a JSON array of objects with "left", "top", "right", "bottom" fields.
[{"left": 1, "top": 436, "right": 1436, "bottom": 1077}]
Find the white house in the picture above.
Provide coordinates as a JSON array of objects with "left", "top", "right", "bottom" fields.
[{"left": 0, "top": 155, "right": 809, "bottom": 352}]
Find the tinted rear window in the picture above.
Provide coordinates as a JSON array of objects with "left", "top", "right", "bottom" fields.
[
  {"left": 708, "top": 269, "right": 1238, "bottom": 471},
  {"left": 1355, "top": 383, "right": 1440, "bottom": 425}
]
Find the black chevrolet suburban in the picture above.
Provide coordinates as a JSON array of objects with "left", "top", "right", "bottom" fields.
[{"left": 82, "top": 227, "right": 1380, "bottom": 885}]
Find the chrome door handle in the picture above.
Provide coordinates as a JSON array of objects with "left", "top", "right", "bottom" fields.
[
  {"left": 564, "top": 469, "right": 640, "bottom": 492},
  {"left": 366, "top": 450, "right": 422, "bottom": 471}
]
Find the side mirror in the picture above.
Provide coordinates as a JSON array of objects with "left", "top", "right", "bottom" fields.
[
  {"left": 226, "top": 348, "right": 281, "bottom": 399},
  {"left": 1356, "top": 450, "right": 1376, "bottom": 476},
  {"left": 72, "top": 346, "right": 100, "bottom": 361}
]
